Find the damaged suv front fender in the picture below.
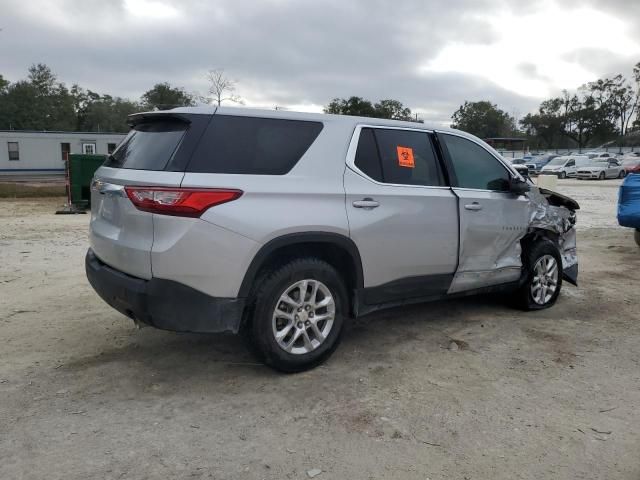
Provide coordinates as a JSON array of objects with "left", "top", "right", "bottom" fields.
[{"left": 526, "top": 187, "right": 579, "bottom": 286}]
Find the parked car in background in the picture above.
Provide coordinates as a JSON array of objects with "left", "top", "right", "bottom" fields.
[
  {"left": 577, "top": 158, "right": 626, "bottom": 180},
  {"left": 85, "top": 106, "right": 579, "bottom": 372},
  {"left": 511, "top": 164, "right": 534, "bottom": 183},
  {"left": 527, "top": 155, "right": 558, "bottom": 175},
  {"left": 621, "top": 152, "right": 640, "bottom": 162},
  {"left": 622, "top": 158, "right": 640, "bottom": 175},
  {"left": 540, "top": 155, "right": 589, "bottom": 178},
  {"left": 583, "top": 152, "right": 618, "bottom": 160},
  {"left": 509, "top": 158, "right": 535, "bottom": 174}
]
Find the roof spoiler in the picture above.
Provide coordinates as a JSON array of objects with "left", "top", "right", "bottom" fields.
[{"left": 127, "top": 111, "right": 194, "bottom": 128}]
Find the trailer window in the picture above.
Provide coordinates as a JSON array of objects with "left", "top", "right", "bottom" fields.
[
  {"left": 8, "top": 142, "right": 19, "bottom": 161},
  {"left": 82, "top": 143, "right": 96, "bottom": 155},
  {"left": 61, "top": 143, "right": 70, "bottom": 161}
]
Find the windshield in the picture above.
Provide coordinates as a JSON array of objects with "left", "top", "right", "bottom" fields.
[{"left": 546, "top": 158, "right": 566, "bottom": 166}]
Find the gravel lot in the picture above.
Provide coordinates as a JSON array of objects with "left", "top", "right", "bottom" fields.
[{"left": 1, "top": 179, "right": 639, "bottom": 480}]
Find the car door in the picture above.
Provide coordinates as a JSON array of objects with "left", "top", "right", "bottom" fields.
[
  {"left": 437, "top": 132, "right": 530, "bottom": 293},
  {"left": 344, "top": 126, "right": 459, "bottom": 306},
  {"left": 565, "top": 159, "right": 576, "bottom": 177},
  {"left": 607, "top": 160, "right": 618, "bottom": 178}
]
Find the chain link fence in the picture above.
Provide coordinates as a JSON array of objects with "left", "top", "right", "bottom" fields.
[{"left": 498, "top": 146, "right": 640, "bottom": 158}]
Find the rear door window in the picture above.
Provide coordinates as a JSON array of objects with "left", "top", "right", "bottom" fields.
[
  {"left": 353, "top": 127, "right": 443, "bottom": 186},
  {"left": 186, "top": 115, "right": 323, "bottom": 175},
  {"left": 104, "top": 121, "right": 188, "bottom": 170}
]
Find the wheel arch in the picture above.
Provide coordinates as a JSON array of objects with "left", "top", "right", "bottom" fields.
[
  {"left": 238, "top": 232, "right": 364, "bottom": 308},
  {"left": 520, "top": 228, "right": 560, "bottom": 254}
]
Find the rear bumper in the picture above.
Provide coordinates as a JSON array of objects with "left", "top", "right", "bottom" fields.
[{"left": 85, "top": 249, "right": 245, "bottom": 334}]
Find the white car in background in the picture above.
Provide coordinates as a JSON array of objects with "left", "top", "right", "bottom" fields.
[
  {"left": 621, "top": 152, "right": 640, "bottom": 162},
  {"left": 583, "top": 152, "right": 618, "bottom": 160},
  {"left": 540, "top": 155, "right": 589, "bottom": 178},
  {"left": 576, "top": 159, "right": 626, "bottom": 180}
]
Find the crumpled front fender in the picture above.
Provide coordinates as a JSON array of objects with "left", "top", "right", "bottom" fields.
[{"left": 526, "top": 187, "right": 579, "bottom": 285}]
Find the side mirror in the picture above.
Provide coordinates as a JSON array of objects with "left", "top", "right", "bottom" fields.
[{"left": 510, "top": 176, "right": 530, "bottom": 195}]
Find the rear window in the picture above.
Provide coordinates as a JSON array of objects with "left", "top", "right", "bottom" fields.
[
  {"left": 186, "top": 115, "right": 323, "bottom": 175},
  {"left": 104, "top": 121, "right": 188, "bottom": 170}
]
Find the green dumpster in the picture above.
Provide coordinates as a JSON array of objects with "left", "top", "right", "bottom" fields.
[{"left": 67, "top": 154, "right": 106, "bottom": 208}]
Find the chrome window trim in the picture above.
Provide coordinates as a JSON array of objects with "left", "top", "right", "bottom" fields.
[{"left": 345, "top": 124, "right": 451, "bottom": 191}]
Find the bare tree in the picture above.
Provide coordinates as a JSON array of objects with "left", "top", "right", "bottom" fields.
[
  {"left": 628, "top": 62, "right": 640, "bottom": 133},
  {"left": 205, "top": 69, "right": 243, "bottom": 106}
]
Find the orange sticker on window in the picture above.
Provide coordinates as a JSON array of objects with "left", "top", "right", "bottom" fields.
[{"left": 396, "top": 146, "right": 415, "bottom": 168}]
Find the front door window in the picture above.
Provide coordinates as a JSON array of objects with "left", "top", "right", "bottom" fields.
[{"left": 439, "top": 134, "right": 510, "bottom": 191}]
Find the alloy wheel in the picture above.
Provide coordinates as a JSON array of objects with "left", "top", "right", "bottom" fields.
[
  {"left": 531, "top": 255, "right": 559, "bottom": 305},
  {"left": 271, "top": 279, "right": 335, "bottom": 355}
]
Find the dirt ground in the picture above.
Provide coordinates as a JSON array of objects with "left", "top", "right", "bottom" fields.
[{"left": 1, "top": 179, "right": 639, "bottom": 480}]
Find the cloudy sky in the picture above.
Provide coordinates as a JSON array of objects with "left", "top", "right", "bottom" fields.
[{"left": 1, "top": 0, "right": 639, "bottom": 125}]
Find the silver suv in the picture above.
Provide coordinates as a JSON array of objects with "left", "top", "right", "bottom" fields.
[{"left": 86, "top": 107, "right": 579, "bottom": 372}]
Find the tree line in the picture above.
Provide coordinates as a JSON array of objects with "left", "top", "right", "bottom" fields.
[
  {"left": 323, "top": 96, "right": 421, "bottom": 122},
  {"left": 0, "top": 64, "right": 424, "bottom": 132},
  {"left": 0, "top": 64, "right": 241, "bottom": 132},
  {"left": 2, "top": 61, "right": 639, "bottom": 147},
  {"left": 451, "top": 62, "right": 640, "bottom": 148}
]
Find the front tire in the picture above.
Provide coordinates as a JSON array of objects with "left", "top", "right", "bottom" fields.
[
  {"left": 635, "top": 229, "right": 640, "bottom": 247},
  {"left": 247, "top": 258, "right": 348, "bottom": 373},
  {"left": 599, "top": 171, "right": 605, "bottom": 180},
  {"left": 514, "top": 239, "right": 563, "bottom": 310},
  {"left": 559, "top": 171, "right": 567, "bottom": 179}
]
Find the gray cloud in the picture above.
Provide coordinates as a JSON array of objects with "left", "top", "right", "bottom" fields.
[
  {"left": 563, "top": 48, "right": 639, "bottom": 81},
  {"left": 0, "top": 0, "right": 637, "bottom": 125}
]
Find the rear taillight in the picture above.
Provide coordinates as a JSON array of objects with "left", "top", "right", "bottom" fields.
[{"left": 124, "top": 187, "right": 242, "bottom": 217}]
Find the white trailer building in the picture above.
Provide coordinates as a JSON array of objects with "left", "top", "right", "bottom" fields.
[{"left": 0, "top": 130, "right": 127, "bottom": 175}]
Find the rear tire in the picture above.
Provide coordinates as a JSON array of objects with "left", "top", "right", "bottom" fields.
[
  {"left": 619, "top": 170, "right": 626, "bottom": 178},
  {"left": 246, "top": 258, "right": 348, "bottom": 373},
  {"left": 513, "top": 239, "right": 563, "bottom": 311}
]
